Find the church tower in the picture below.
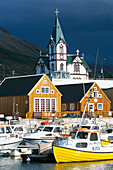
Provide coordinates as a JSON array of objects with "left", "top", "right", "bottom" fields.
[{"left": 48, "top": 9, "right": 67, "bottom": 74}]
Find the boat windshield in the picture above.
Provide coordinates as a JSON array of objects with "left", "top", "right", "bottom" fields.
[
  {"left": 35, "top": 126, "right": 44, "bottom": 132},
  {"left": 77, "top": 132, "right": 88, "bottom": 139},
  {"left": 6, "top": 127, "right": 12, "bottom": 133},
  {"left": 43, "top": 126, "right": 53, "bottom": 132},
  {"left": 0, "top": 127, "right": 5, "bottom": 134},
  {"left": 14, "top": 126, "right": 23, "bottom": 132}
]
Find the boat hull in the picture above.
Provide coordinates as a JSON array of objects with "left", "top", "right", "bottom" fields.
[{"left": 53, "top": 146, "right": 113, "bottom": 163}]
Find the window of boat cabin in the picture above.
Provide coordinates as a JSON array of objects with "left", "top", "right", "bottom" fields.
[
  {"left": 104, "top": 129, "right": 113, "bottom": 134},
  {"left": 0, "top": 127, "right": 5, "bottom": 134},
  {"left": 43, "top": 127, "right": 53, "bottom": 132},
  {"left": 6, "top": 127, "right": 12, "bottom": 133},
  {"left": 77, "top": 132, "right": 88, "bottom": 139},
  {"left": 90, "top": 133, "right": 98, "bottom": 141},
  {"left": 53, "top": 127, "right": 63, "bottom": 133}
]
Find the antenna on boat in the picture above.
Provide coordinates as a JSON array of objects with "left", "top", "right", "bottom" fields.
[{"left": 94, "top": 48, "right": 99, "bottom": 80}]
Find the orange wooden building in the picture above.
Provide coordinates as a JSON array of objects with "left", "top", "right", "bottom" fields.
[
  {"left": 0, "top": 74, "right": 62, "bottom": 119},
  {"left": 56, "top": 82, "right": 111, "bottom": 117}
]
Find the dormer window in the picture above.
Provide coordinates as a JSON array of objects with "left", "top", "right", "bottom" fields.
[{"left": 74, "top": 63, "right": 80, "bottom": 72}]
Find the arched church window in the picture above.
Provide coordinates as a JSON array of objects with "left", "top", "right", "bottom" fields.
[
  {"left": 41, "top": 64, "right": 45, "bottom": 73},
  {"left": 60, "top": 44, "right": 64, "bottom": 54},
  {"left": 74, "top": 63, "right": 80, "bottom": 72},
  {"left": 60, "top": 63, "right": 64, "bottom": 71},
  {"left": 51, "top": 45, "right": 54, "bottom": 54},
  {"left": 51, "top": 63, "right": 54, "bottom": 72}
]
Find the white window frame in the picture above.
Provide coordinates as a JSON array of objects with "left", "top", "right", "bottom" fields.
[
  {"left": 51, "top": 90, "right": 54, "bottom": 94},
  {"left": 98, "top": 94, "right": 102, "bottom": 98},
  {"left": 97, "top": 103, "right": 103, "bottom": 110},
  {"left": 70, "top": 103, "right": 75, "bottom": 111},
  {"left": 43, "top": 80, "right": 47, "bottom": 84},
  {"left": 94, "top": 87, "right": 97, "bottom": 91},
  {"left": 36, "top": 89, "right": 40, "bottom": 94},
  {"left": 93, "top": 91, "right": 98, "bottom": 98},
  {"left": 34, "top": 98, "right": 56, "bottom": 112},
  {"left": 41, "top": 86, "right": 50, "bottom": 94},
  {"left": 62, "top": 104, "right": 66, "bottom": 111},
  {"left": 88, "top": 103, "right": 94, "bottom": 112}
]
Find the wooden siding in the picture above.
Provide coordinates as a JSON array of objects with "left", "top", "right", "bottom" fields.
[
  {"left": 28, "top": 74, "right": 62, "bottom": 118},
  {"left": 0, "top": 95, "right": 28, "bottom": 118},
  {"left": 80, "top": 82, "right": 111, "bottom": 117}
]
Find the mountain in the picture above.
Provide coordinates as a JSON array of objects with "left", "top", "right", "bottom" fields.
[{"left": 0, "top": 27, "right": 48, "bottom": 80}]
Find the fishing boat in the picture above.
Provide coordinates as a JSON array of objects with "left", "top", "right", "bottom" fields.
[
  {"left": 53, "top": 94, "right": 113, "bottom": 163},
  {"left": 53, "top": 127, "right": 113, "bottom": 163},
  {"left": 101, "top": 128, "right": 113, "bottom": 145},
  {"left": 23, "top": 122, "right": 63, "bottom": 146},
  {"left": 0, "top": 124, "right": 23, "bottom": 150}
]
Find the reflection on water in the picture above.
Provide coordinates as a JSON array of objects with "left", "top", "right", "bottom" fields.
[
  {"left": 0, "top": 157, "right": 113, "bottom": 170},
  {"left": 53, "top": 160, "right": 113, "bottom": 170}
]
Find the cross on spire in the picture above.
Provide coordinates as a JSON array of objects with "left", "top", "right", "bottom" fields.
[{"left": 55, "top": 9, "right": 59, "bottom": 16}]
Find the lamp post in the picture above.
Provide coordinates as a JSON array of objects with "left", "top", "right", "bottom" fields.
[{"left": 0, "top": 64, "right": 5, "bottom": 79}]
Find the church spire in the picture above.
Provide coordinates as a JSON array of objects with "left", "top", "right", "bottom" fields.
[{"left": 51, "top": 9, "right": 66, "bottom": 45}]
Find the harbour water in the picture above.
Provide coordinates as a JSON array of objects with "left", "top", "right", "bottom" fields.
[{"left": 0, "top": 157, "right": 113, "bottom": 170}]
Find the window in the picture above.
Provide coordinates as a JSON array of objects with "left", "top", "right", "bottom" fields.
[
  {"left": 43, "top": 80, "right": 47, "bottom": 84},
  {"left": 51, "top": 45, "right": 54, "bottom": 54},
  {"left": 51, "top": 63, "right": 54, "bottom": 72},
  {"left": 35, "top": 99, "right": 40, "bottom": 112},
  {"left": 60, "top": 63, "right": 64, "bottom": 70},
  {"left": 74, "top": 63, "right": 80, "bottom": 72},
  {"left": 41, "top": 99, "right": 45, "bottom": 111},
  {"left": 77, "top": 132, "right": 88, "bottom": 139},
  {"left": 90, "top": 133, "right": 98, "bottom": 141},
  {"left": 76, "top": 143, "right": 87, "bottom": 148},
  {"left": 51, "top": 99, "right": 55, "bottom": 111},
  {"left": 70, "top": 103, "right": 75, "bottom": 111},
  {"left": 93, "top": 91, "right": 98, "bottom": 98},
  {"left": 36, "top": 89, "right": 40, "bottom": 94},
  {"left": 98, "top": 94, "right": 102, "bottom": 98},
  {"left": 34, "top": 98, "right": 56, "bottom": 112},
  {"left": 97, "top": 103, "right": 103, "bottom": 110},
  {"left": 93, "top": 87, "right": 97, "bottom": 91},
  {"left": 51, "top": 90, "right": 54, "bottom": 94},
  {"left": 40, "top": 64, "right": 45, "bottom": 73},
  {"left": 60, "top": 44, "right": 64, "bottom": 54},
  {"left": 41, "top": 87, "right": 50, "bottom": 94},
  {"left": 88, "top": 103, "right": 94, "bottom": 112},
  {"left": 62, "top": 104, "right": 66, "bottom": 111}
]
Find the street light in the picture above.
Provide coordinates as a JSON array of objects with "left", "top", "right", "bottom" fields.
[{"left": 0, "top": 64, "right": 5, "bottom": 79}]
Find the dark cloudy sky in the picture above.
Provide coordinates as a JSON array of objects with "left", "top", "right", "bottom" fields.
[{"left": 0, "top": 0, "right": 113, "bottom": 65}]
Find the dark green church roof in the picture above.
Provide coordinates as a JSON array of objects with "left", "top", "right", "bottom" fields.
[
  {"left": 52, "top": 15, "right": 66, "bottom": 45},
  {"left": 0, "top": 74, "right": 43, "bottom": 96}
]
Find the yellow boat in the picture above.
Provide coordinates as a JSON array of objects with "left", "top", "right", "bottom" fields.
[{"left": 53, "top": 128, "right": 113, "bottom": 163}]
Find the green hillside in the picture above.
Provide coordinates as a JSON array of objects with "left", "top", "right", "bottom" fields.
[{"left": 0, "top": 27, "right": 48, "bottom": 80}]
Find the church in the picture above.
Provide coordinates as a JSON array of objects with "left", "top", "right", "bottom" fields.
[{"left": 35, "top": 9, "right": 91, "bottom": 80}]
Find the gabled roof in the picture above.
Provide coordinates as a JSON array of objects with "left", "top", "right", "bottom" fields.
[
  {"left": 41, "top": 57, "right": 50, "bottom": 70},
  {"left": 56, "top": 83, "right": 94, "bottom": 103},
  {"left": 67, "top": 55, "right": 92, "bottom": 72},
  {"left": 51, "top": 16, "right": 66, "bottom": 45},
  {"left": 0, "top": 74, "right": 43, "bottom": 96}
]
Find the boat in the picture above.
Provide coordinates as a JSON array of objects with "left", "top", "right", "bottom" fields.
[
  {"left": 23, "top": 122, "right": 64, "bottom": 146},
  {"left": 0, "top": 124, "right": 23, "bottom": 150},
  {"left": 101, "top": 128, "right": 113, "bottom": 145},
  {"left": 53, "top": 94, "right": 113, "bottom": 163}
]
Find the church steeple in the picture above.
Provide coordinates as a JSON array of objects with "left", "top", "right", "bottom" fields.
[{"left": 51, "top": 9, "right": 66, "bottom": 45}]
